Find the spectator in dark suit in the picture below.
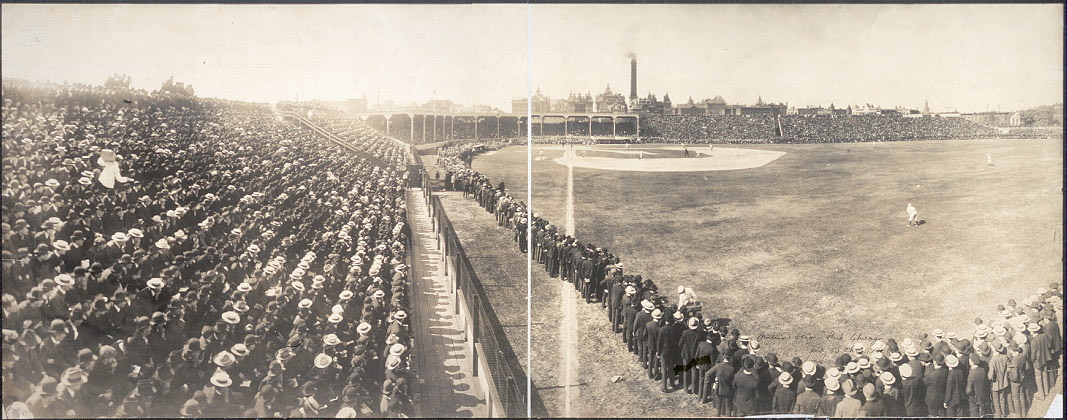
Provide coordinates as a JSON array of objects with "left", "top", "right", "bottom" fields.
[
  {"left": 643, "top": 309, "right": 663, "bottom": 380},
  {"left": 694, "top": 330, "right": 718, "bottom": 398},
  {"left": 899, "top": 363, "right": 926, "bottom": 416},
  {"left": 966, "top": 353, "right": 990, "bottom": 417},
  {"left": 923, "top": 353, "right": 949, "bottom": 416},
  {"left": 858, "top": 383, "right": 886, "bottom": 416},
  {"left": 944, "top": 354, "right": 967, "bottom": 415},
  {"left": 988, "top": 340, "right": 1011, "bottom": 417},
  {"left": 771, "top": 371, "right": 797, "bottom": 414},
  {"left": 1027, "top": 323, "right": 1054, "bottom": 401},
  {"left": 732, "top": 356, "right": 760, "bottom": 416},
  {"left": 1007, "top": 343, "right": 1029, "bottom": 416},
  {"left": 793, "top": 375, "right": 820, "bottom": 415},
  {"left": 678, "top": 317, "right": 704, "bottom": 394},
  {"left": 657, "top": 312, "right": 684, "bottom": 392},
  {"left": 817, "top": 377, "right": 844, "bottom": 416},
  {"left": 703, "top": 353, "right": 736, "bottom": 415}
]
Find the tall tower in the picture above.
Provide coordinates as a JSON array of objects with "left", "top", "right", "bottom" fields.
[{"left": 630, "top": 59, "right": 638, "bottom": 100}]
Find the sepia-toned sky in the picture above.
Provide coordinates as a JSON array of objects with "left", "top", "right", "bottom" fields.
[{"left": 2, "top": 4, "right": 1062, "bottom": 112}]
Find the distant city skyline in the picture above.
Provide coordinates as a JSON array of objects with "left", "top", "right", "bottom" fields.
[{"left": 3, "top": 4, "right": 1062, "bottom": 113}]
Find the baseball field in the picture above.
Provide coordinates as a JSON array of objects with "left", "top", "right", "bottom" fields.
[{"left": 435, "top": 138, "right": 1063, "bottom": 416}]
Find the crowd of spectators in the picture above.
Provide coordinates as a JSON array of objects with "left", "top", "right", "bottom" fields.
[
  {"left": 644, "top": 115, "right": 779, "bottom": 143},
  {"left": 776, "top": 115, "right": 1002, "bottom": 143},
  {"left": 2, "top": 81, "right": 418, "bottom": 418},
  {"left": 278, "top": 104, "right": 411, "bottom": 165},
  {"left": 1002, "top": 127, "right": 1064, "bottom": 140},
  {"left": 433, "top": 144, "right": 1064, "bottom": 418}
]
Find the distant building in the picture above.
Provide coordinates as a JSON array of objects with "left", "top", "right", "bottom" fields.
[
  {"left": 347, "top": 95, "right": 368, "bottom": 114},
  {"left": 420, "top": 99, "right": 454, "bottom": 113},
  {"left": 795, "top": 104, "right": 851, "bottom": 116},
  {"left": 851, "top": 103, "right": 880, "bottom": 116},
  {"left": 1009, "top": 112, "right": 1023, "bottom": 126},
  {"left": 631, "top": 92, "right": 672, "bottom": 116},
  {"left": 723, "top": 96, "right": 787, "bottom": 117},
  {"left": 704, "top": 95, "right": 727, "bottom": 115},
  {"left": 670, "top": 95, "right": 728, "bottom": 116},
  {"left": 962, "top": 111, "right": 1012, "bottom": 127},
  {"left": 673, "top": 97, "right": 704, "bottom": 115},
  {"left": 558, "top": 92, "right": 594, "bottom": 113},
  {"left": 595, "top": 84, "right": 628, "bottom": 113},
  {"left": 512, "top": 87, "right": 551, "bottom": 113}
]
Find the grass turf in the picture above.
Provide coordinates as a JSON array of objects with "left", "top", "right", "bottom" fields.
[
  {"left": 473, "top": 139, "right": 1062, "bottom": 361},
  {"left": 435, "top": 139, "right": 1062, "bottom": 416}
]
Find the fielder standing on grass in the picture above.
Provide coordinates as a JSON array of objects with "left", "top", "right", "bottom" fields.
[{"left": 907, "top": 203, "right": 918, "bottom": 226}]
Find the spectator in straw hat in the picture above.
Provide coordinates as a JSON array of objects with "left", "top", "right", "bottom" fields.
[
  {"left": 834, "top": 378, "right": 862, "bottom": 417},
  {"left": 1027, "top": 322, "right": 1054, "bottom": 400},
  {"left": 858, "top": 382, "right": 886, "bottom": 416},
  {"left": 643, "top": 308, "right": 663, "bottom": 378},
  {"left": 679, "top": 316, "right": 704, "bottom": 395},
  {"left": 772, "top": 371, "right": 797, "bottom": 413},
  {"left": 817, "top": 375, "right": 843, "bottom": 416},
  {"left": 898, "top": 362, "right": 926, "bottom": 416}
]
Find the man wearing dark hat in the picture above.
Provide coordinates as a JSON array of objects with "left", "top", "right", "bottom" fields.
[
  {"left": 966, "top": 353, "right": 990, "bottom": 417},
  {"left": 25, "top": 376, "right": 60, "bottom": 417},
  {"left": 923, "top": 352, "right": 949, "bottom": 416},
  {"left": 41, "top": 319, "right": 75, "bottom": 378},
  {"left": 703, "top": 352, "right": 736, "bottom": 415},
  {"left": 732, "top": 356, "right": 760, "bottom": 416},
  {"left": 793, "top": 375, "right": 820, "bottom": 415},
  {"left": 1027, "top": 322, "right": 1054, "bottom": 401},
  {"left": 657, "top": 312, "right": 684, "bottom": 392}
]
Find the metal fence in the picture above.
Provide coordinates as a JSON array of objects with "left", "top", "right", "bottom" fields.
[{"left": 417, "top": 169, "right": 545, "bottom": 417}]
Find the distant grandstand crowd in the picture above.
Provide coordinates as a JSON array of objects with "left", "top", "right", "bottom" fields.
[
  {"left": 3, "top": 82, "right": 418, "bottom": 418},
  {"left": 644, "top": 114, "right": 1016, "bottom": 144},
  {"left": 435, "top": 142, "right": 1063, "bottom": 418},
  {"left": 364, "top": 112, "right": 1060, "bottom": 145}
]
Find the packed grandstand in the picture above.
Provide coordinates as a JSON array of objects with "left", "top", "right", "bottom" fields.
[
  {"left": 2, "top": 81, "right": 418, "bottom": 417},
  {"left": 2, "top": 78, "right": 1061, "bottom": 418}
]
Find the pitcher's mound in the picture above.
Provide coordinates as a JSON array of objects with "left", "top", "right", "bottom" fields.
[{"left": 554, "top": 148, "right": 785, "bottom": 172}]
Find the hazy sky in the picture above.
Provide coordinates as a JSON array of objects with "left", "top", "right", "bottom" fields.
[{"left": 3, "top": 4, "right": 1062, "bottom": 112}]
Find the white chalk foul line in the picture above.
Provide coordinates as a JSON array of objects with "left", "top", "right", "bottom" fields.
[
  {"left": 561, "top": 149, "right": 578, "bottom": 417},
  {"left": 565, "top": 149, "right": 576, "bottom": 237}
]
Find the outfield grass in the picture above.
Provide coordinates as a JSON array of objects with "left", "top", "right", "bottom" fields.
[
  {"left": 473, "top": 139, "right": 1063, "bottom": 362},
  {"left": 443, "top": 139, "right": 1062, "bottom": 416}
]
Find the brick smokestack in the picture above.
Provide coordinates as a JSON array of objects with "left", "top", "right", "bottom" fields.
[{"left": 629, "top": 58, "right": 637, "bottom": 99}]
